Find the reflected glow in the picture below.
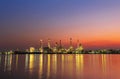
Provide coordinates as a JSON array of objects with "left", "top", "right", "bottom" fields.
[
  {"left": 39, "top": 54, "right": 43, "bottom": 79},
  {"left": 16, "top": 55, "right": 18, "bottom": 70},
  {"left": 8, "top": 55, "right": 12, "bottom": 71},
  {"left": 52, "top": 54, "right": 57, "bottom": 74},
  {"left": 61, "top": 54, "right": 64, "bottom": 78},
  {"left": 62, "top": 54, "right": 64, "bottom": 62},
  {"left": 47, "top": 54, "right": 50, "bottom": 79},
  {"left": 75, "top": 54, "right": 84, "bottom": 79},
  {"left": 25, "top": 54, "right": 29, "bottom": 70},
  {"left": 102, "top": 54, "right": 107, "bottom": 74},
  {"left": 4, "top": 55, "right": 7, "bottom": 71},
  {"left": 29, "top": 54, "right": 34, "bottom": 73},
  {"left": 68, "top": 55, "right": 73, "bottom": 61},
  {"left": 1, "top": 54, "right": 120, "bottom": 79},
  {"left": 76, "top": 54, "right": 84, "bottom": 74},
  {"left": 67, "top": 55, "right": 73, "bottom": 77},
  {"left": 4, "top": 55, "right": 12, "bottom": 71},
  {"left": 0, "top": 55, "right": 1, "bottom": 64}
]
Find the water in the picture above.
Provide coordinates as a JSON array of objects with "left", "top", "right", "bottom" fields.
[{"left": 0, "top": 54, "right": 120, "bottom": 79}]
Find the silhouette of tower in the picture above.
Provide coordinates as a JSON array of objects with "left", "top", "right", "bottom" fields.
[
  {"left": 77, "top": 40, "right": 79, "bottom": 48},
  {"left": 39, "top": 39, "right": 43, "bottom": 52},
  {"left": 70, "top": 38, "right": 72, "bottom": 47},
  {"left": 48, "top": 39, "right": 51, "bottom": 48},
  {"left": 59, "top": 40, "right": 62, "bottom": 48},
  {"left": 40, "top": 39, "right": 43, "bottom": 48},
  {"left": 55, "top": 42, "right": 58, "bottom": 48}
]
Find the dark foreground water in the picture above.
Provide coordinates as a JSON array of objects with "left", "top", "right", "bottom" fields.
[{"left": 0, "top": 54, "right": 120, "bottom": 79}]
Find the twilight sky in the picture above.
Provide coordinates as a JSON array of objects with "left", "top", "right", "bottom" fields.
[{"left": 0, "top": 0, "right": 120, "bottom": 50}]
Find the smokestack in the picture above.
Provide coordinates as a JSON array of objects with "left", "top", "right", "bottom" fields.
[
  {"left": 55, "top": 42, "right": 58, "bottom": 47},
  {"left": 77, "top": 40, "right": 79, "bottom": 48},
  {"left": 48, "top": 39, "right": 51, "bottom": 48},
  {"left": 40, "top": 39, "right": 43, "bottom": 48},
  {"left": 59, "top": 40, "right": 62, "bottom": 47},
  {"left": 70, "top": 38, "right": 72, "bottom": 47}
]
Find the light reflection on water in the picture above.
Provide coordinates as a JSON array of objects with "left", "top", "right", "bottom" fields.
[{"left": 0, "top": 54, "right": 120, "bottom": 79}]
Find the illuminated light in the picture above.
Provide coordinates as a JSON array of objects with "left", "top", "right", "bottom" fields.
[
  {"left": 29, "top": 54, "right": 34, "bottom": 74},
  {"left": 47, "top": 54, "right": 50, "bottom": 79},
  {"left": 75, "top": 44, "right": 84, "bottom": 53},
  {"left": 39, "top": 48, "right": 43, "bottom": 53},
  {"left": 30, "top": 47, "right": 35, "bottom": 53},
  {"left": 39, "top": 39, "right": 43, "bottom": 53}
]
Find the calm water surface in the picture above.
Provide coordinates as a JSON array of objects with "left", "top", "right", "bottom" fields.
[{"left": 0, "top": 54, "right": 120, "bottom": 79}]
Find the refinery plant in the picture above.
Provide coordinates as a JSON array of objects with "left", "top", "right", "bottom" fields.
[
  {"left": 14, "top": 38, "right": 84, "bottom": 54},
  {"left": 1, "top": 38, "right": 120, "bottom": 54}
]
